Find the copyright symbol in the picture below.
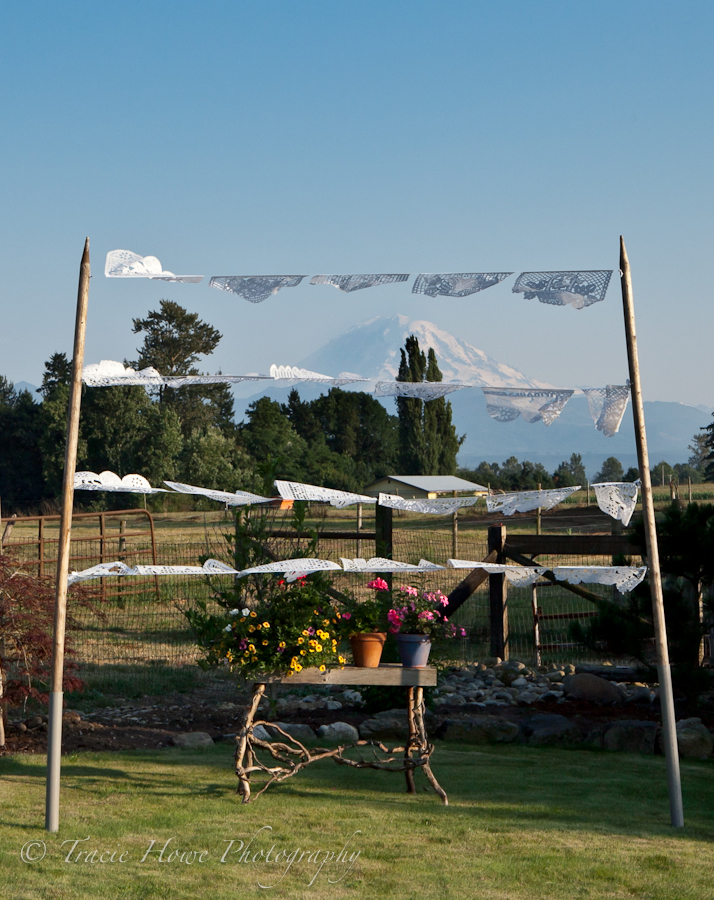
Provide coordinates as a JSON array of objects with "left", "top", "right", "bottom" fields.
[{"left": 21, "top": 841, "right": 46, "bottom": 863}]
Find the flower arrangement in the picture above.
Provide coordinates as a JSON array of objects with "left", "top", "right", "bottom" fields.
[
  {"left": 186, "top": 580, "right": 346, "bottom": 678},
  {"left": 336, "top": 578, "right": 391, "bottom": 636},
  {"left": 387, "top": 585, "right": 466, "bottom": 640}
]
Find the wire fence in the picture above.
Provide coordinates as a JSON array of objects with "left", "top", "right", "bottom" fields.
[{"left": 1, "top": 521, "right": 627, "bottom": 676}]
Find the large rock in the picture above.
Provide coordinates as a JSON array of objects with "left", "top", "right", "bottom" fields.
[
  {"left": 171, "top": 732, "right": 214, "bottom": 750},
  {"left": 265, "top": 722, "right": 315, "bottom": 743},
  {"left": 520, "top": 714, "right": 580, "bottom": 747},
  {"left": 603, "top": 720, "right": 658, "bottom": 754},
  {"left": 562, "top": 673, "right": 623, "bottom": 705},
  {"left": 661, "top": 718, "right": 714, "bottom": 759},
  {"left": 359, "top": 708, "right": 436, "bottom": 741},
  {"left": 442, "top": 716, "right": 519, "bottom": 744},
  {"left": 317, "top": 722, "right": 359, "bottom": 743}
]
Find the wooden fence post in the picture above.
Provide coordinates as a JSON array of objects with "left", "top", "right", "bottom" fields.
[
  {"left": 488, "top": 524, "right": 508, "bottom": 660},
  {"left": 375, "top": 503, "right": 393, "bottom": 590}
]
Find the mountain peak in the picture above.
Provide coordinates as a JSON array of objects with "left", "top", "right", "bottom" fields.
[{"left": 298, "top": 314, "right": 549, "bottom": 388}]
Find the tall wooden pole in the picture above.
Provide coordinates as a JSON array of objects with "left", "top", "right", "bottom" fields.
[
  {"left": 45, "top": 238, "right": 90, "bottom": 832},
  {"left": 620, "top": 236, "right": 683, "bottom": 827}
]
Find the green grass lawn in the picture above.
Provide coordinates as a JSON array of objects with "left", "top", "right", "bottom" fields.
[{"left": 1, "top": 744, "right": 712, "bottom": 900}]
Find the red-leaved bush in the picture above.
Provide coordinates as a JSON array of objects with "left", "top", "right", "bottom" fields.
[{"left": 0, "top": 554, "right": 98, "bottom": 713}]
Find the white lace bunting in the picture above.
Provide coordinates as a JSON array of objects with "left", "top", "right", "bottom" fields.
[
  {"left": 68, "top": 558, "right": 238, "bottom": 586},
  {"left": 482, "top": 387, "right": 574, "bottom": 425},
  {"left": 512, "top": 271, "right": 612, "bottom": 309},
  {"left": 105, "top": 250, "right": 202, "bottom": 283},
  {"left": 486, "top": 486, "right": 580, "bottom": 516},
  {"left": 374, "top": 381, "right": 472, "bottom": 400},
  {"left": 592, "top": 480, "right": 640, "bottom": 526},
  {"left": 74, "top": 471, "right": 167, "bottom": 494},
  {"left": 310, "top": 274, "right": 409, "bottom": 292},
  {"left": 209, "top": 275, "right": 305, "bottom": 303},
  {"left": 378, "top": 493, "right": 481, "bottom": 515},
  {"left": 583, "top": 382, "right": 631, "bottom": 437},
  {"left": 339, "top": 558, "right": 443, "bottom": 572},
  {"left": 412, "top": 273, "right": 512, "bottom": 297},
  {"left": 447, "top": 560, "right": 647, "bottom": 593},
  {"left": 275, "top": 481, "right": 375, "bottom": 508},
  {"left": 164, "top": 481, "right": 271, "bottom": 506},
  {"left": 269, "top": 364, "right": 368, "bottom": 386}
]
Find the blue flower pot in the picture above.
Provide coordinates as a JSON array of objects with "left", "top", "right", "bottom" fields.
[{"left": 396, "top": 633, "right": 432, "bottom": 668}]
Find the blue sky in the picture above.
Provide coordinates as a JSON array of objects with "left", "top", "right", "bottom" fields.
[{"left": 1, "top": 1, "right": 712, "bottom": 404}]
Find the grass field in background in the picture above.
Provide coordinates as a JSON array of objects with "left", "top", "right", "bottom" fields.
[{"left": 1, "top": 744, "right": 712, "bottom": 900}]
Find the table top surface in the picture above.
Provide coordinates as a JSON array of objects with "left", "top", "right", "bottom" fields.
[{"left": 251, "top": 664, "right": 437, "bottom": 687}]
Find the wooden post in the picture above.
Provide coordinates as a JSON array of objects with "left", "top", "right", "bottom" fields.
[
  {"left": 45, "top": 238, "right": 90, "bottom": 833},
  {"left": 536, "top": 483, "right": 542, "bottom": 535},
  {"left": 620, "top": 236, "right": 683, "bottom": 828},
  {"left": 451, "top": 490, "right": 458, "bottom": 559},
  {"left": 688, "top": 476, "right": 692, "bottom": 505},
  {"left": 487, "top": 524, "right": 508, "bottom": 660},
  {"left": 38, "top": 517, "right": 45, "bottom": 576},
  {"left": 531, "top": 584, "right": 541, "bottom": 668},
  {"left": 375, "top": 503, "right": 393, "bottom": 590},
  {"left": 356, "top": 502, "right": 362, "bottom": 558},
  {"left": 587, "top": 482, "right": 590, "bottom": 506}
]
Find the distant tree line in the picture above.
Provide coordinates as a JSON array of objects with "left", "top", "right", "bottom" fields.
[{"left": 0, "top": 303, "right": 463, "bottom": 513}]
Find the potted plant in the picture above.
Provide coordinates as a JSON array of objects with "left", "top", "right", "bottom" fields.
[
  {"left": 339, "top": 578, "right": 390, "bottom": 667},
  {"left": 387, "top": 586, "right": 466, "bottom": 668},
  {"left": 186, "top": 577, "right": 346, "bottom": 678}
]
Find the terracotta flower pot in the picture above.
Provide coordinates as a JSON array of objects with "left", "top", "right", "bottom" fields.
[
  {"left": 395, "top": 633, "right": 432, "bottom": 668},
  {"left": 349, "top": 632, "right": 387, "bottom": 667}
]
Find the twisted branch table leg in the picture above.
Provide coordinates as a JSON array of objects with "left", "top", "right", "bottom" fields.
[
  {"left": 405, "top": 686, "right": 417, "bottom": 794},
  {"left": 413, "top": 686, "right": 448, "bottom": 806},
  {"left": 235, "top": 683, "right": 265, "bottom": 803}
]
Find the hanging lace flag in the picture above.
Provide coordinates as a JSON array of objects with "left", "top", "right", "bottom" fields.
[
  {"left": 482, "top": 387, "right": 574, "bottom": 425},
  {"left": 164, "top": 481, "right": 271, "bottom": 506},
  {"left": 68, "top": 558, "right": 238, "bottom": 586},
  {"left": 162, "top": 373, "right": 272, "bottom": 387},
  {"left": 83, "top": 360, "right": 164, "bottom": 387},
  {"left": 105, "top": 250, "right": 203, "bottom": 283},
  {"left": 378, "top": 493, "right": 481, "bottom": 515},
  {"left": 310, "top": 274, "right": 409, "bottom": 292},
  {"left": 209, "top": 275, "right": 305, "bottom": 303},
  {"left": 340, "top": 558, "right": 444, "bottom": 572},
  {"left": 236, "top": 559, "right": 343, "bottom": 578},
  {"left": 486, "top": 486, "right": 580, "bottom": 516},
  {"left": 269, "top": 364, "right": 368, "bottom": 386},
  {"left": 374, "top": 381, "right": 472, "bottom": 400},
  {"left": 74, "top": 471, "right": 168, "bottom": 494},
  {"left": 275, "top": 480, "right": 375, "bottom": 508},
  {"left": 583, "top": 382, "right": 631, "bottom": 437},
  {"left": 412, "top": 273, "right": 512, "bottom": 298},
  {"left": 447, "top": 560, "right": 546, "bottom": 586},
  {"left": 551, "top": 566, "right": 647, "bottom": 594},
  {"left": 592, "top": 480, "right": 640, "bottom": 527},
  {"left": 512, "top": 271, "right": 612, "bottom": 309}
]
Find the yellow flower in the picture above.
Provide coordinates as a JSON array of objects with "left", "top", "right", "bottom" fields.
[
  {"left": 279, "top": 641, "right": 286, "bottom": 649},
  {"left": 323, "top": 619, "right": 330, "bottom": 627},
  {"left": 297, "top": 637, "right": 304, "bottom": 645},
  {"left": 315, "top": 643, "right": 323, "bottom": 652},
  {"left": 262, "top": 640, "right": 268, "bottom": 646},
  {"left": 300, "top": 649, "right": 306, "bottom": 656},
  {"left": 263, "top": 622, "right": 270, "bottom": 628},
  {"left": 256, "top": 623, "right": 262, "bottom": 630},
  {"left": 251, "top": 656, "right": 257, "bottom": 662},
  {"left": 338, "top": 656, "right": 346, "bottom": 664},
  {"left": 319, "top": 665, "right": 326, "bottom": 672},
  {"left": 287, "top": 671, "right": 294, "bottom": 677},
  {"left": 248, "top": 644, "right": 256, "bottom": 652},
  {"left": 302, "top": 630, "right": 309, "bottom": 636},
  {"left": 250, "top": 611, "right": 257, "bottom": 618},
  {"left": 243, "top": 651, "right": 249, "bottom": 657},
  {"left": 295, "top": 663, "right": 302, "bottom": 672}
]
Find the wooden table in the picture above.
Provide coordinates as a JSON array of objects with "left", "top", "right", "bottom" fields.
[{"left": 235, "top": 665, "right": 448, "bottom": 805}]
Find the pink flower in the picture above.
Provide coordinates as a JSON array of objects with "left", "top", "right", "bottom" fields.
[
  {"left": 460, "top": 628, "right": 466, "bottom": 637},
  {"left": 342, "top": 612, "right": 351, "bottom": 620},
  {"left": 399, "top": 585, "right": 418, "bottom": 597},
  {"left": 367, "top": 578, "right": 389, "bottom": 591}
]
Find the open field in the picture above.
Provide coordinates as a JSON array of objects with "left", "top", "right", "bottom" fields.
[{"left": 1, "top": 744, "right": 712, "bottom": 900}]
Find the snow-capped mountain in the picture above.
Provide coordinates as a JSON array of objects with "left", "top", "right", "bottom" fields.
[{"left": 297, "top": 315, "right": 551, "bottom": 387}]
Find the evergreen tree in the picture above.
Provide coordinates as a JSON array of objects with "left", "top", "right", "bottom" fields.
[
  {"left": 396, "top": 335, "right": 463, "bottom": 475},
  {"left": 553, "top": 452, "right": 586, "bottom": 487},
  {"left": 130, "top": 300, "right": 235, "bottom": 437},
  {"left": 0, "top": 378, "right": 45, "bottom": 510},
  {"left": 594, "top": 456, "right": 625, "bottom": 482}
]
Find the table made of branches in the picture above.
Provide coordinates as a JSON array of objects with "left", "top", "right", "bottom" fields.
[{"left": 235, "top": 665, "right": 447, "bottom": 805}]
